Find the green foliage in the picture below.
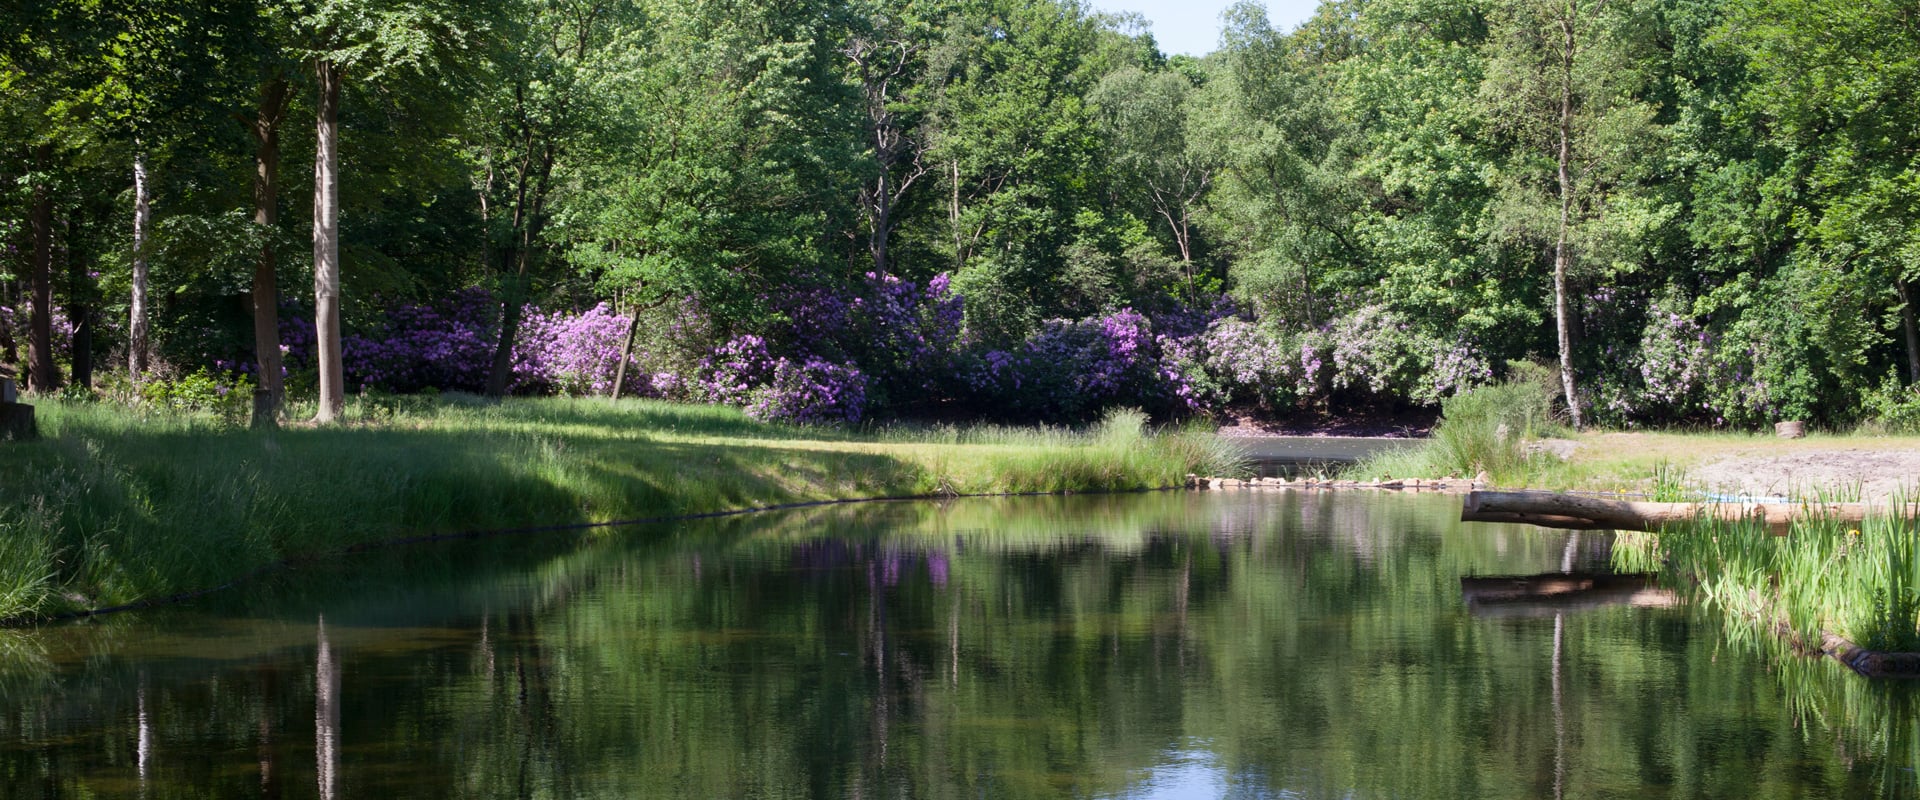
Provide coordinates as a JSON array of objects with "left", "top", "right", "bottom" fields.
[
  {"left": 136, "top": 369, "right": 256, "bottom": 423},
  {"left": 1348, "top": 374, "right": 1558, "bottom": 483},
  {"left": 1860, "top": 376, "right": 1920, "bottom": 434},
  {"left": 5, "top": 0, "right": 1920, "bottom": 430},
  {"left": 1641, "top": 511, "right": 1920, "bottom": 653}
]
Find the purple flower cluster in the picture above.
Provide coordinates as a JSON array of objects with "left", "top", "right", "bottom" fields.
[
  {"left": 0, "top": 303, "right": 75, "bottom": 355},
  {"left": 1634, "top": 306, "right": 1711, "bottom": 410},
  {"left": 783, "top": 271, "right": 965, "bottom": 404},
  {"left": 1201, "top": 318, "right": 1298, "bottom": 407},
  {"left": 340, "top": 289, "right": 498, "bottom": 393},
  {"left": 1423, "top": 341, "right": 1493, "bottom": 403},
  {"left": 515, "top": 303, "right": 644, "bottom": 396},
  {"left": 966, "top": 308, "right": 1188, "bottom": 419},
  {"left": 695, "top": 334, "right": 867, "bottom": 424}
]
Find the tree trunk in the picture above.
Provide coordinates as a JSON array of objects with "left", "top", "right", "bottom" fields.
[
  {"left": 312, "top": 60, "right": 344, "bottom": 422},
  {"left": 483, "top": 142, "right": 554, "bottom": 398},
  {"left": 27, "top": 144, "right": 61, "bottom": 394},
  {"left": 1897, "top": 279, "right": 1920, "bottom": 386},
  {"left": 1553, "top": 16, "right": 1583, "bottom": 430},
  {"left": 609, "top": 304, "right": 641, "bottom": 400},
  {"left": 870, "top": 181, "right": 892, "bottom": 275},
  {"left": 65, "top": 214, "right": 92, "bottom": 389},
  {"left": 485, "top": 276, "right": 524, "bottom": 397},
  {"left": 129, "top": 150, "right": 151, "bottom": 377},
  {"left": 252, "top": 76, "right": 290, "bottom": 422}
]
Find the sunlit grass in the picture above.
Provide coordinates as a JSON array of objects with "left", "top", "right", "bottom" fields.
[{"left": 0, "top": 398, "right": 1239, "bottom": 622}]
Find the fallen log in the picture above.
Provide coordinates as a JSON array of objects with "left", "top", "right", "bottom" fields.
[
  {"left": 1461, "top": 572, "right": 1680, "bottom": 617},
  {"left": 1461, "top": 490, "right": 1898, "bottom": 533}
]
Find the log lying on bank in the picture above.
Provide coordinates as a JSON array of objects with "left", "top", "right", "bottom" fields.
[
  {"left": 1460, "top": 571, "right": 1679, "bottom": 617},
  {"left": 1460, "top": 490, "right": 1900, "bottom": 533}
]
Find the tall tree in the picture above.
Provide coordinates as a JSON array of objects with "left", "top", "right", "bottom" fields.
[
  {"left": 845, "top": 3, "right": 935, "bottom": 277},
  {"left": 1730, "top": 0, "right": 1920, "bottom": 386},
  {"left": 295, "top": 0, "right": 474, "bottom": 421},
  {"left": 1091, "top": 65, "right": 1214, "bottom": 288},
  {"left": 1481, "top": 0, "right": 1652, "bottom": 428},
  {"left": 475, "top": 0, "right": 627, "bottom": 397}
]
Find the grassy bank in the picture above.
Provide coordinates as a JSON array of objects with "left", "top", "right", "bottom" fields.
[
  {"left": 1349, "top": 380, "right": 1920, "bottom": 658},
  {"left": 1344, "top": 382, "right": 1920, "bottom": 496},
  {"left": 0, "top": 397, "right": 1242, "bottom": 622}
]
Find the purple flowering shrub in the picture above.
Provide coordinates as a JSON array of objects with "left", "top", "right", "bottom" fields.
[
  {"left": 1296, "top": 306, "right": 1433, "bottom": 404},
  {"left": 966, "top": 308, "right": 1192, "bottom": 420},
  {"left": 0, "top": 302, "right": 75, "bottom": 357},
  {"left": 1420, "top": 342, "right": 1494, "bottom": 404},
  {"left": 340, "top": 289, "right": 498, "bottom": 393},
  {"left": 783, "top": 272, "right": 965, "bottom": 407},
  {"left": 515, "top": 303, "right": 642, "bottom": 396},
  {"left": 693, "top": 334, "right": 867, "bottom": 424},
  {"left": 1200, "top": 317, "right": 1299, "bottom": 409},
  {"left": 753, "top": 357, "right": 867, "bottom": 424},
  {"left": 1631, "top": 299, "right": 1711, "bottom": 415}
]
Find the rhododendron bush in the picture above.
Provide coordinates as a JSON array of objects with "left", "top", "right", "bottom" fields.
[{"left": 252, "top": 274, "right": 1515, "bottom": 425}]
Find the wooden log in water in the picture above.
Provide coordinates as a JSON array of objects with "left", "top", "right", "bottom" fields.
[
  {"left": 1460, "top": 571, "right": 1679, "bottom": 617},
  {"left": 1460, "top": 490, "right": 1891, "bottom": 532}
]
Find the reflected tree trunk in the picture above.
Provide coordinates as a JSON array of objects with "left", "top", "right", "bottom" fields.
[
  {"left": 137, "top": 671, "right": 152, "bottom": 797},
  {"left": 316, "top": 616, "right": 339, "bottom": 800},
  {"left": 1551, "top": 610, "right": 1565, "bottom": 800}
]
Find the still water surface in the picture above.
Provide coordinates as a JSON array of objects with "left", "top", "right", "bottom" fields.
[{"left": 1, "top": 491, "right": 1914, "bottom": 798}]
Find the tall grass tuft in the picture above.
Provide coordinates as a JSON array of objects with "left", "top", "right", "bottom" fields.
[
  {"left": 1625, "top": 497, "right": 1920, "bottom": 651},
  {"left": 1349, "top": 378, "right": 1558, "bottom": 484}
]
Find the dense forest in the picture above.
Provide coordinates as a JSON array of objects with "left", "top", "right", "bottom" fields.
[{"left": 1, "top": 0, "right": 1915, "bottom": 428}]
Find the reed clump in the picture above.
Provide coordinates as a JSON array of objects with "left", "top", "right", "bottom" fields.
[
  {"left": 0, "top": 398, "right": 1225, "bottom": 622},
  {"left": 1622, "top": 503, "right": 1920, "bottom": 652}
]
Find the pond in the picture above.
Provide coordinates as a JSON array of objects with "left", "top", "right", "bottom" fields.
[
  {"left": 1231, "top": 436, "right": 1415, "bottom": 477},
  {"left": 1, "top": 491, "right": 1914, "bottom": 798}
]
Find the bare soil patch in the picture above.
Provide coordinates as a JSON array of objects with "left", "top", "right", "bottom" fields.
[
  {"left": 1692, "top": 449, "right": 1920, "bottom": 501},
  {"left": 1573, "top": 432, "right": 1920, "bottom": 501}
]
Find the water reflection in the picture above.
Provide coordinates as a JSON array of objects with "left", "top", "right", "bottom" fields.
[{"left": 0, "top": 492, "right": 1911, "bottom": 798}]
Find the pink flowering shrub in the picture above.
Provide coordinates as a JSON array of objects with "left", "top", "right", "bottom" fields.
[
  {"left": 694, "top": 334, "right": 867, "bottom": 424},
  {"left": 515, "top": 303, "right": 641, "bottom": 396},
  {"left": 965, "top": 308, "right": 1195, "bottom": 420}
]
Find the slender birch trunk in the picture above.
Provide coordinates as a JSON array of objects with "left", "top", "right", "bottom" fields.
[
  {"left": 313, "top": 59, "right": 344, "bottom": 423},
  {"left": 130, "top": 150, "right": 151, "bottom": 377},
  {"left": 1553, "top": 14, "right": 1583, "bottom": 429}
]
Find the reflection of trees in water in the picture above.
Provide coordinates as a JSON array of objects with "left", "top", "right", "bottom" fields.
[{"left": 0, "top": 494, "right": 1906, "bottom": 797}]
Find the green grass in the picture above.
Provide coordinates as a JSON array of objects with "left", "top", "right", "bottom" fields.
[
  {"left": 0, "top": 397, "right": 1242, "bottom": 622},
  {"left": 1616, "top": 507, "right": 1920, "bottom": 652}
]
